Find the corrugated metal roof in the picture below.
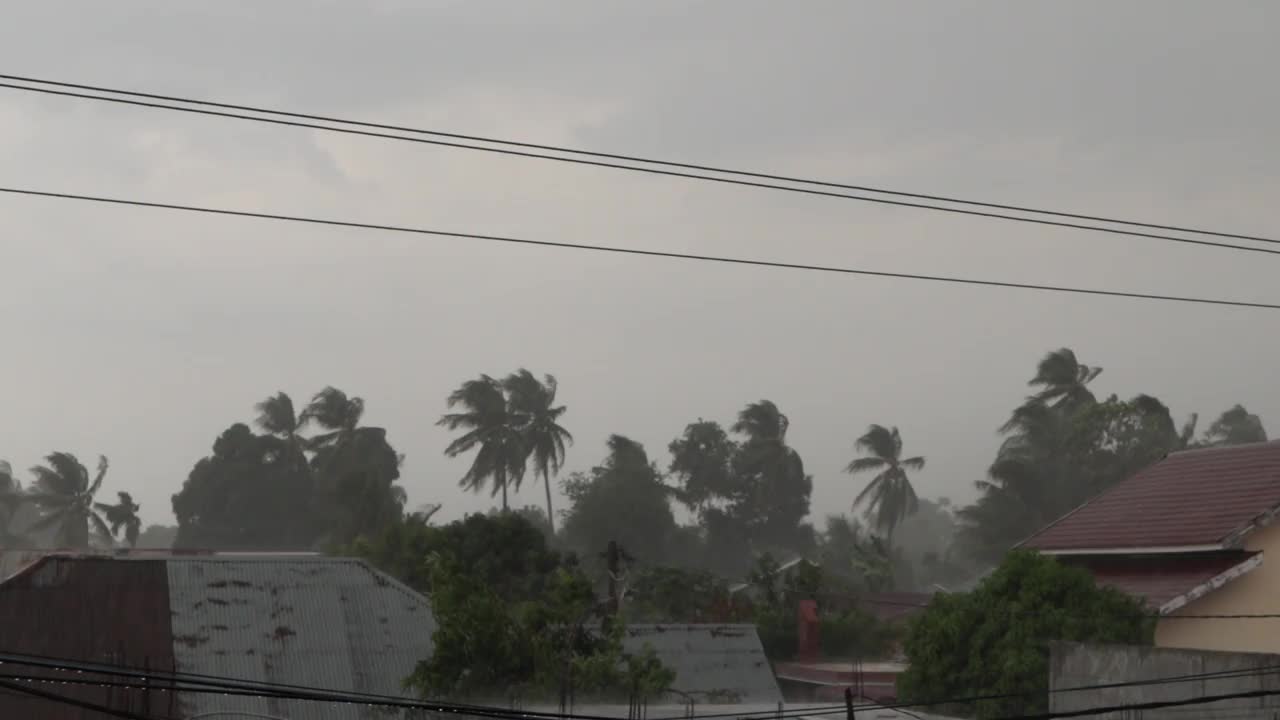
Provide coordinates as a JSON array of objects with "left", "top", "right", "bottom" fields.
[
  {"left": 165, "top": 556, "right": 435, "bottom": 720},
  {"left": 625, "top": 624, "right": 781, "bottom": 704},
  {"left": 1022, "top": 440, "right": 1280, "bottom": 551}
]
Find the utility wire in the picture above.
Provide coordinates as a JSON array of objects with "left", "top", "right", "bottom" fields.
[
  {"left": 993, "top": 684, "right": 1280, "bottom": 720},
  {"left": 0, "top": 677, "right": 169, "bottom": 720},
  {"left": 1, "top": 77, "right": 1277, "bottom": 259},
  {"left": 2, "top": 186, "right": 1277, "bottom": 311},
  {"left": 6, "top": 649, "right": 1280, "bottom": 720}
]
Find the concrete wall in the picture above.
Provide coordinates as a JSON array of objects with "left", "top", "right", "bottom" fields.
[
  {"left": 1050, "top": 641, "right": 1280, "bottom": 719},
  {"left": 1157, "top": 523, "right": 1280, "bottom": 653}
]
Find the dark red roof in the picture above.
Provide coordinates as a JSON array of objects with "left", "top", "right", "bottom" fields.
[
  {"left": 861, "top": 592, "right": 932, "bottom": 623},
  {"left": 1022, "top": 441, "right": 1280, "bottom": 551},
  {"left": 1064, "top": 552, "right": 1260, "bottom": 610}
]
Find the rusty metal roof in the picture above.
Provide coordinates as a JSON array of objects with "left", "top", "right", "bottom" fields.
[
  {"left": 1022, "top": 441, "right": 1280, "bottom": 552},
  {"left": 625, "top": 624, "right": 781, "bottom": 704},
  {"left": 164, "top": 556, "right": 435, "bottom": 719}
]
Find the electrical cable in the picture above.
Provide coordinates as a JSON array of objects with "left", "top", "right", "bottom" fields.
[
  {"left": 1, "top": 72, "right": 1274, "bottom": 248},
  {"left": 0, "top": 676, "right": 171, "bottom": 720},
  {"left": 2, "top": 185, "right": 1277, "bottom": 311}
]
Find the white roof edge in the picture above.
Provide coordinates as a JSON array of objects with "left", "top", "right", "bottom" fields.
[
  {"left": 1159, "top": 553, "right": 1264, "bottom": 615},
  {"left": 1039, "top": 544, "right": 1225, "bottom": 556}
]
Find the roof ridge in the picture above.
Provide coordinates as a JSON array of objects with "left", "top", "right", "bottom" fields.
[{"left": 1168, "top": 439, "right": 1280, "bottom": 457}]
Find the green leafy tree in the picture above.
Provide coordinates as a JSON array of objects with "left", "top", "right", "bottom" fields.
[
  {"left": 561, "top": 435, "right": 678, "bottom": 566},
  {"left": 406, "top": 538, "right": 673, "bottom": 702},
  {"left": 848, "top": 425, "right": 924, "bottom": 544},
  {"left": 28, "top": 453, "right": 136, "bottom": 548},
  {"left": 439, "top": 376, "right": 527, "bottom": 511},
  {"left": 1203, "top": 404, "right": 1267, "bottom": 446},
  {"left": 899, "top": 550, "right": 1152, "bottom": 718},
  {"left": 504, "top": 370, "right": 573, "bottom": 533},
  {"left": 173, "top": 423, "right": 315, "bottom": 549},
  {"left": 667, "top": 420, "right": 738, "bottom": 515}
]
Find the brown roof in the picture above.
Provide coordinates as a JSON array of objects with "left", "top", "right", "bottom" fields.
[
  {"left": 1022, "top": 441, "right": 1280, "bottom": 551},
  {"left": 1065, "top": 552, "right": 1261, "bottom": 612},
  {"left": 860, "top": 592, "right": 932, "bottom": 623}
]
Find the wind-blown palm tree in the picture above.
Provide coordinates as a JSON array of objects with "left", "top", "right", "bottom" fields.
[
  {"left": 94, "top": 492, "right": 142, "bottom": 547},
  {"left": 303, "top": 387, "right": 367, "bottom": 450},
  {"left": 439, "top": 376, "right": 527, "bottom": 511},
  {"left": 848, "top": 425, "right": 924, "bottom": 544},
  {"left": 27, "top": 453, "right": 135, "bottom": 548},
  {"left": 731, "top": 401, "right": 811, "bottom": 548},
  {"left": 1028, "top": 348, "right": 1102, "bottom": 409},
  {"left": 255, "top": 391, "right": 309, "bottom": 470},
  {"left": 0, "top": 461, "right": 28, "bottom": 545},
  {"left": 504, "top": 370, "right": 572, "bottom": 533}
]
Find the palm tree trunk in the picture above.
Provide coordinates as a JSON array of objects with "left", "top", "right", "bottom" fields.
[
  {"left": 499, "top": 468, "right": 509, "bottom": 511},
  {"left": 543, "top": 472, "right": 556, "bottom": 534}
]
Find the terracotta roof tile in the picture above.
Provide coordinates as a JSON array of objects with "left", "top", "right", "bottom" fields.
[{"left": 1022, "top": 441, "right": 1280, "bottom": 551}]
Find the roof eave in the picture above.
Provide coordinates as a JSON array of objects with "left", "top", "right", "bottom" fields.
[
  {"left": 1158, "top": 553, "right": 1264, "bottom": 615},
  {"left": 1037, "top": 544, "right": 1226, "bottom": 556}
]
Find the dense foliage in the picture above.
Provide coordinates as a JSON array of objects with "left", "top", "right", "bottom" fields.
[
  {"left": 398, "top": 512, "right": 674, "bottom": 703},
  {"left": 170, "top": 387, "right": 406, "bottom": 549},
  {"left": 898, "top": 550, "right": 1154, "bottom": 718}
]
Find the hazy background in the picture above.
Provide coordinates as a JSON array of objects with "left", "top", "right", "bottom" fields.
[{"left": 1, "top": 0, "right": 1276, "bottom": 527}]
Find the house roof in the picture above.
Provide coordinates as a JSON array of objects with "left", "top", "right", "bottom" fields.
[
  {"left": 860, "top": 592, "right": 932, "bottom": 623},
  {"left": 0, "top": 554, "right": 435, "bottom": 720},
  {"left": 1021, "top": 441, "right": 1280, "bottom": 552},
  {"left": 1065, "top": 552, "right": 1262, "bottom": 613},
  {"left": 626, "top": 624, "right": 781, "bottom": 704}
]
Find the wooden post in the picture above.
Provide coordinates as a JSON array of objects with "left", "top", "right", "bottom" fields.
[{"left": 844, "top": 686, "right": 855, "bottom": 720}]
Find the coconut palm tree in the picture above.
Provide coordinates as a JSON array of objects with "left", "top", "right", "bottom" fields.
[
  {"left": 1028, "top": 348, "right": 1102, "bottom": 409},
  {"left": 94, "top": 492, "right": 142, "bottom": 547},
  {"left": 848, "top": 425, "right": 924, "bottom": 544},
  {"left": 504, "top": 370, "right": 572, "bottom": 533},
  {"left": 27, "top": 453, "right": 132, "bottom": 548},
  {"left": 0, "top": 461, "right": 28, "bottom": 545},
  {"left": 439, "top": 376, "right": 527, "bottom": 511},
  {"left": 254, "top": 391, "right": 309, "bottom": 470},
  {"left": 731, "top": 401, "right": 811, "bottom": 549}
]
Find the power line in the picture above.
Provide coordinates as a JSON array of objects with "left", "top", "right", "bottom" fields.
[
  {"left": 6, "top": 648, "right": 1280, "bottom": 720},
  {"left": 2, "top": 185, "right": 1277, "bottom": 311},
  {"left": 0, "top": 677, "right": 169, "bottom": 720},
  {"left": 994, "top": 683, "right": 1280, "bottom": 720},
  {"left": 1, "top": 76, "right": 1277, "bottom": 259}
]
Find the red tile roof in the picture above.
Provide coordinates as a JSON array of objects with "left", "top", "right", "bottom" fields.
[
  {"left": 1065, "top": 552, "right": 1261, "bottom": 611},
  {"left": 1022, "top": 441, "right": 1280, "bottom": 551}
]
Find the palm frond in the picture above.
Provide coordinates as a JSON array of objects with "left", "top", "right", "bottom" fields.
[
  {"left": 901, "top": 456, "right": 926, "bottom": 471},
  {"left": 855, "top": 425, "right": 898, "bottom": 461},
  {"left": 845, "top": 456, "right": 887, "bottom": 474},
  {"left": 254, "top": 392, "right": 300, "bottom": 436},
  {"left": 86, "top": 456, "right": 108, "bottom": 498},
  {"left": 852, "top": 474, "right": 886, "bottom": 509},
  {"left": 88, "top": 510, "right": 114, "bottom": 546}
]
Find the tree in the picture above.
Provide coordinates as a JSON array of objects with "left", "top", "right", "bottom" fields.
[
  {"left": 898, "top": 550, "right": 1152, "bottom": 718},
  {"left": 0, "top": 461, "right": 28, "bottom": 545},
  {"left": 254, "top": 391, "right": 308, "bottom": 470},
  {"left": 667, "top": 420, "right": 737, "bottom": 515},
  {"left": 561, "top": 435, "right": 679, "bottom": 566},
  {"left": 173, "top": 423, "right": 315, "bottom": 549},
  {"left": 27, "top": 453, "right": 135, "bottom": 548},
  {"left": 727, "top": 401, "right": 813, "bottom": 553},
  {"left": 404, "top": 516, "right": 674, "bottom": 703},
  {"left": 439, "top": 376, "right": 526, "bottom": 511},
  {"left": 1027, "top": 348, "right": 1102, "bottom": 409},
  {"left": 848, "top": 425, "right": 924, "bottom": 543},
  {"left": 1204, "top": 404, "right": 1267, "bottom": 446},
  {"left": 505, "top": 370, "right": 573, "bottom": 533},
  {"left": 94, "top": 492, "right": 142, "bottom": 547}
]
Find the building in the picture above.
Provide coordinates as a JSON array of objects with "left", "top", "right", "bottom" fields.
[
  {"left": 625, "top": 624, "right": 782, "bottom": 704},
  {"left": 0, "top": 553, "right": 436, "bottom": 719},
  {"left": 1021, "top": 440, "right": 1280, "bottom": 653}
]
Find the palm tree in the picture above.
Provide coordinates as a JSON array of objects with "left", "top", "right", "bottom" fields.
[
  {"left": 303, "top": 387, "right": 366, "bottom": 450},
  {"left": 94, "top": 492, "right": 142, "bottom": 547},
  {"left": 731, "top": 401, "right": 811, "bottom": 548},
  {"left": 1204, "top": 405, "right": 1268, "bottom": 446},
  {"left": 504, "top": 370, "right": 573, "bottom": 533},
  {"left": 0, "top": 461, "right": 28, "bottom": 546},
  {"left": 27, "top": 453, "right": 133, "bottom": 548},
  {"left": 848, "top": 425, "right": 924, "bottom": 544},
  {"left": 439, "top": 376, "right": 527, "bottom": 511},
  {"left": 254, "top": 391, "right": 309, "bottom": 469},
  {"left": 1027, "top": 348, "right": 1102, "bottom": 409}
]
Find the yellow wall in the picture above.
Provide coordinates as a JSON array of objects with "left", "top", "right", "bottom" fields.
[{"left": 1155, "top": 523, "right": 1280, "bottom": 653}]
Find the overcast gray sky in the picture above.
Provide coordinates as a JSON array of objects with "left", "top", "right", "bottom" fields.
[{"left": 1, "top": 1, "right": 1277, "bottom": 528}]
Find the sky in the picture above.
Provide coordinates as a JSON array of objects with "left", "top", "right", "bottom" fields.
[{"left": 1, "top": 1, "right": 1277, "bottom": 529}]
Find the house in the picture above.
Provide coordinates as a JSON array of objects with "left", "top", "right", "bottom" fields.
[
  {"left": 0, "top": 553, "right": 436, "bottom": 719},
  {"left": 1020, "top": 440, "right": 1280, "bottom": 654}
]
